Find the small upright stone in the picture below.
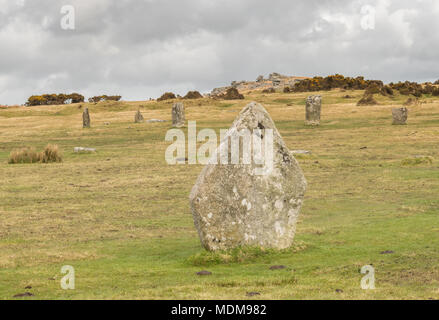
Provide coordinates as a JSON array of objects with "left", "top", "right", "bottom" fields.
[
  {"left": 172, "top": 102, "right": 185, "bottom": 128},
  {"left": 189, "top": 102, "right": 307, "bottom": 251},
  {"left": 83, "top": 108, "right": 90, "bottom": 128},
  {"left": 305, "top": 96, "right": 321, "bottom": 126},
  {"left": 392, "top": 107, "right": 408, "bottom": 125},
  {"left": 134, "top": 110, "right": 144, "bottom": 123}
]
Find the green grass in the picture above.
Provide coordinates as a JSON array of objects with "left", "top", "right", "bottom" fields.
[{"left": 0, "top": 90, "right": 438, "bottom": 300}]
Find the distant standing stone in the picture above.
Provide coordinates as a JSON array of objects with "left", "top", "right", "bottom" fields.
[
  {"left": 83, "top": 108, "right": 90, "bottom": 128},
  {"left": 172, "top": 102, "right": 185, "bottom": 128},
  {"left": 189, "top": 102, "right": 307, "bottom": 251},
  {"left": 134, "top": 110, "right": 144, "bottom": 123},
  {"left": 392, "top": 107, "right": 408, "bottom": 125},
  {"left": 305, "top": 96, "right": 322, "bottom": 126}
]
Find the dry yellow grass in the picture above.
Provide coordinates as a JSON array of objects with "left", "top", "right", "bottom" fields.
[
  {"left": 0, "top": 89, "right": 438, "bottom": 299},
  {"left": 8, "top": 144, "right": 62, "bottom": 164}
]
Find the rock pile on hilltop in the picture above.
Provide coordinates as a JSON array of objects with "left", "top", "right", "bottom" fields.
[{"left": 210, "top": 73, "right": 308, "bottom": 97}]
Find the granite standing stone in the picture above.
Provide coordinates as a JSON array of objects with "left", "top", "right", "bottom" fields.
[
  {"left": 305, "top": 96, "right": 322, "bottom": 126},
  {"left": 83, "top": 108, "right": 90, "bottom": 128},
  {"left": 134, "top": 110, "right": 144, "bottom": 123},
  {"left": 392, "top": 107, "right": 408, "bottom": 125},
  {"left": 172, "top": 102, "right": 185, "bottom": 127},
  {"left": 189, "top": 102, "right": 307, "bottom": 251}
]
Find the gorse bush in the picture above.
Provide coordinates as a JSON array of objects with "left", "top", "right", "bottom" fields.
[
  {"left": 183, "top": 91, "right": 203, "bottom": 99},
  {"left": 381, "top": 85, "right": 394, "bottom": 96},
  {"left": 26, "top": 93, "right": 85, "bottom": 106},
  {"left": 8, "top": 144, "right": 62, "bottom": 164},
  {"left": 222, "top": 88, "right": 244, "bottom": 100},
  {"left": 293, "top": 74, "right": 381, "bottom": 92},
  {"left": 157, "top": 92, "right": 177, "bottom": 101},
  {"left": 357, "top": 93, "right": 378, "bottom": 106},
  {"left": 388, "top": 81, "right": 423, "bottom": 97},
  {"left": 88, "top": 95, "right": 122, "bottom": 103},
  {"left": 293, "top": 74, "right": 434, "bottom": 98},
  {"left": 365, "top": 83, "right": 381, "bottom": 95}
]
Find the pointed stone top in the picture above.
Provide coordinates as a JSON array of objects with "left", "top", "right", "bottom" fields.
[{"left": 232, "top": 101, "right": 277, "bottom": 131}]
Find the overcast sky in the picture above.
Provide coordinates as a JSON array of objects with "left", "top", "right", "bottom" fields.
[{"left": 0, "top": 0, "right": 438, "bottom": 105}]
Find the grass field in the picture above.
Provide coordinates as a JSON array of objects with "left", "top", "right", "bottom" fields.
[{"left": 0, "top": 89, "right": 438, "bottom": 300}]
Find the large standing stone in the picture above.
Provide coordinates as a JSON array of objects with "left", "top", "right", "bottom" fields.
[
  {"left": 305, "top": 96, "right": 322, "bottom": 126},
  {"left": 134, "top": 110, "right": 144, "bottom": 123},
  {"left": 172, "top": 102, "right": 185, "bottom": 127},
  {"left": 189, "top": 102, "right": 307, "bottom": 251},
  {"left": 83, "top": 108, "right": 90, "bottom": 128},
  {"left": 392, "top": 107, "right": 408, "bottom": 125}
]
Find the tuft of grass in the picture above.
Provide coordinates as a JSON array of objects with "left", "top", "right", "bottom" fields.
[
  {"left": 8, "top": 144, "right": 62, "bottom": 164},
  {"left": 8, "top": 147, "right": 41, "bottom": 164},
  {"left": 401, "top": 156, "right": 433, "bottom": 166},
  {"left": 39, "top": 144, "right": 63, "bottom": 163}
]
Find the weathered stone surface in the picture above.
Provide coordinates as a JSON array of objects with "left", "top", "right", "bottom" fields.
[
  {"left": 189, "top": 102, "right": 307, "bottom": 251},
  {"left": 268, "top": 72, "right": 283, "bottom": 80},
  {"left": 392, "top": 107, "right": 408, "bottom": 125},
  {"left": 74, "top": 147, "right": 96, "bottom": 153},
  {"left": 83, "top": 108, "right": 90, "bottom": 128},
  {"left": 134, "top": 110, "right": 144, "bottom": 123},
  {"left": 305, "top": 96, "right": 321, "bottom": 126},
  {"left": 172, "top": 102, "right": 185, "bottom": 127},
  {"left": 272, "top": 79, "right": 282, "bottom": 87}
]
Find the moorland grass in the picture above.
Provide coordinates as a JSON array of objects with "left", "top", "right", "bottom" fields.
[
  {"left": 0, "top": 90, "right": 438, "bottom": 300},
  {"left": 8, "top": 144, "right": 62, "bottom": 164}
]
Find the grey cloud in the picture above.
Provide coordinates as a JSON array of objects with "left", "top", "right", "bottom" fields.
[{"left": 0, "top": 0, "right": 438, "bottom": 105}]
